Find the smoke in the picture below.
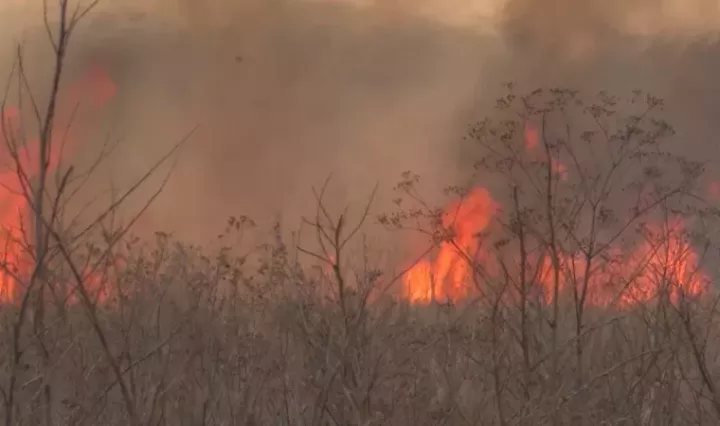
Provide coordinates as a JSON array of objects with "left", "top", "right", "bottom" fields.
[
  {"left": 1, "top": 0, "right": 720, "bottom": 243},
  {"left": 494, "top": 0, "right": 720, "bottom": 174}
]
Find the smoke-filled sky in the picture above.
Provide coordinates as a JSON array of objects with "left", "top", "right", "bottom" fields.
[{"left": 2, "top": 0, "right": 720, "bottom": 243}]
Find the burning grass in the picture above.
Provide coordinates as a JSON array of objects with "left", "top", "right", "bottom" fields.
[
  {"left": 4, "top": 4, "right": 720, "bottom": 424},
  {"left": 3, "top": 74, "right": 718, "bottom": 423},
  {"left": 3, "top": 230, "right": 720, "bottom": 425},
  {"left": 2, "top": 70, "right": 720, "bottom": 423}
]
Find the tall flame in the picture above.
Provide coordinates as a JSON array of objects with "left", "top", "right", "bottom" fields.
[
  {"left": 404, "top": 187, "right": 497, "bottom": 303},
  {"left": 0, "top": 65, "right": 117, "bottom": 304},
  {"left": 403, "top": 123, "right": 710, "bottom": 308}
]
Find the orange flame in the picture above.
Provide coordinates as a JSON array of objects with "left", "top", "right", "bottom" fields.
[
  {"left": 709, "top": 181, "right": 720, "bottom": 199},
  {"left": 402, "top": 124, "right": 710, "bottom": 309},
  {"left": 524, "top": 122, "right": 568, "bottom": 180},
  {"left": 0, "top": 65, "right": 117, "bottom": 304},
  {"left": 403, "top": 187, "right": 497, "bottom": 303},
  {"left": 524, "top": 123, "right": 539, "bottom": 150},
  {"left": 404, "top": 190, "right": 709, "bottom": 309},
  {"left": 534, "top": 221, "right": 708, "bottom": 309}
]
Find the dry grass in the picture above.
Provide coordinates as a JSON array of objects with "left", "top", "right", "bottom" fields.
[
  {"left": 4, "top": 2, "right": 720, "bottom": 425},
  {"left": 3, "top": 229, "right": 720, "bottom": 425}
]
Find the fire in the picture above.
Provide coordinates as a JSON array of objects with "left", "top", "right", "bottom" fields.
[
  {"left": 534, "top": 220, "right": 708, "bottom": 309},
  {"left": 524, "top": 123, "right": 539, "bottom": 150},
  {"left": 551, "top": 161, "right": 568, "bottom": 180},
  {"left": 524, "top": 122, "right": 569, "bottom": 180},
  {"left": 402, "top": 124, "right": 710, "bottom": 309},
  {"left": 613, "top": 220, "right": 707, "bottom": 307},
  {"left": 710, "top": 181, "right": 720, "bottom": 199},
  {"left": 404, "top": 190, "right": 709, "bottom": 308},
  {"left": 0, "top": 65, "right": 117, "bottom": 305},
  {"left": 403, "top": 187, "right": 497, "bottom": 303}
]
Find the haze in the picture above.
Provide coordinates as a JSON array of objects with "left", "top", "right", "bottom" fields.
[{"left": 2, "top": 0, "right": 720, "bottom": 242}]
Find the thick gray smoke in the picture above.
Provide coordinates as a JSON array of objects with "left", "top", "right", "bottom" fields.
[
  {"left": 495, "top": 0, "right": 720, "bottom": 182},
  {"left": 1, "top": 0, "right": 719, "bottom": 242}
]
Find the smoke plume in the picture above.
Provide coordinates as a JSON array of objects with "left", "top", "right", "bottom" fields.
[{"left": 1, "top": 0, "right": 719, "bottom": 243}]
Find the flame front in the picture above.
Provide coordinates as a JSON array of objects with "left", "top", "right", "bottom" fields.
[
  {"left": 404, "top": 196, "right": 709, "bottom": 309},
  {"left": 0, "top": 65, "right": 117, "bottom": 304},
  {"left": 534, "top": 220, "right": 708, "bottom": 309},
  {"left": 403, "top": 123, "right": 711, "bottom": 309}
]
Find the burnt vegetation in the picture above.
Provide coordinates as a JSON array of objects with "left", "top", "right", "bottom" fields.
[{"left": 3, "top": 2, "right": 720, "bottom": 426}]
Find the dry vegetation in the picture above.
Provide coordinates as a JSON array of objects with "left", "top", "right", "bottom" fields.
[{"left": 3, "top": 2, "right": 720, "bottom": 426}]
